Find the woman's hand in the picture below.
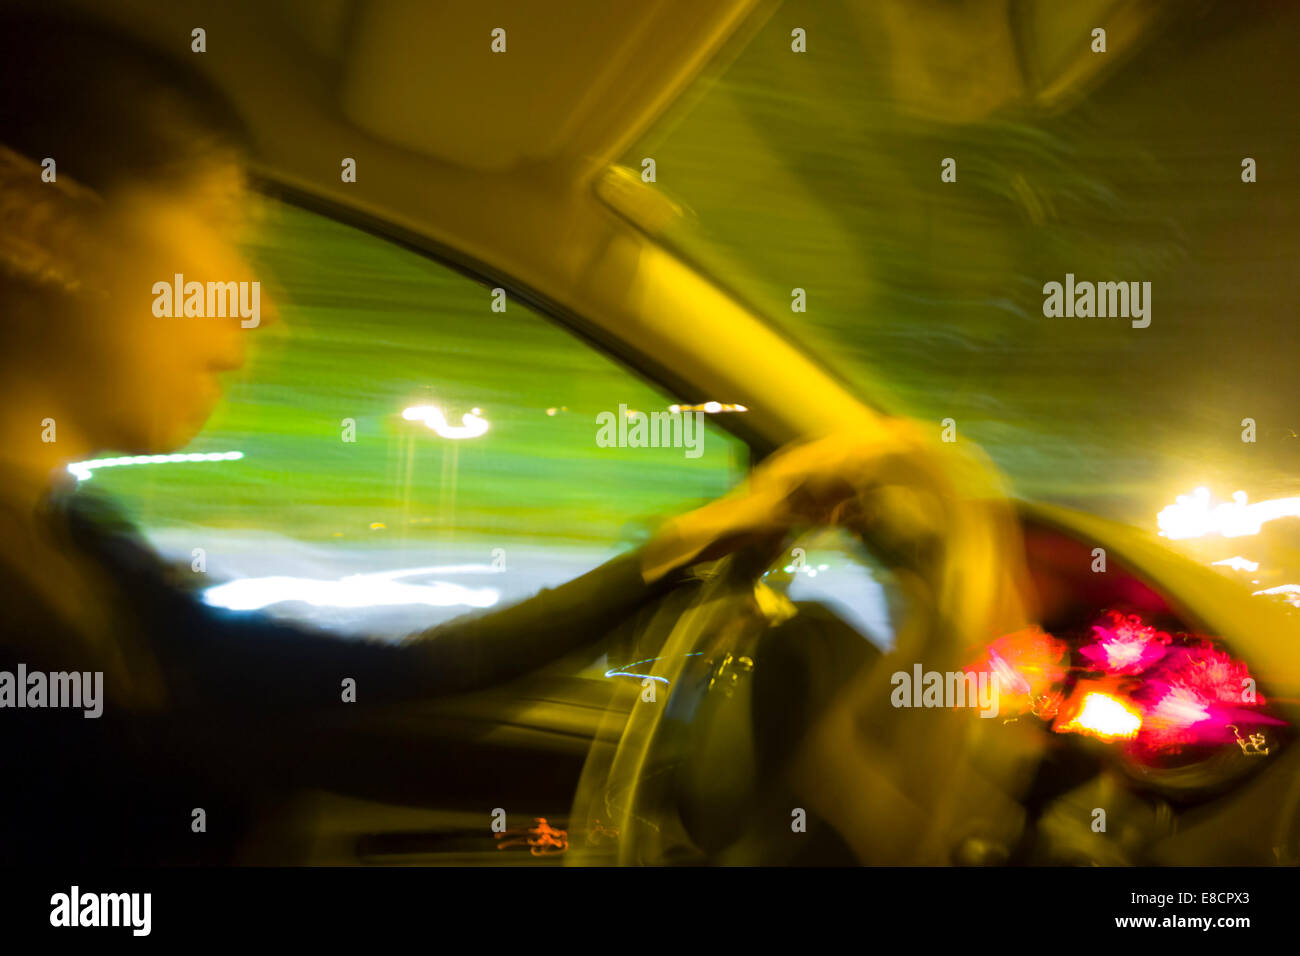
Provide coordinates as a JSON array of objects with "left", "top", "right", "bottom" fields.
[{"left": 641, "top": 421, "right": 992, "bottom": 584}]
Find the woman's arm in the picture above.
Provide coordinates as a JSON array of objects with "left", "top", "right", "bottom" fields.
[
  {"left": 166, "top": 547, "right": 682, "bottom": 713},
  {"left": 59, "top": 490, "right": 686, "bottom": 712}
]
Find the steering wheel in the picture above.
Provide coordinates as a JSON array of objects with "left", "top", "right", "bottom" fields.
[{"left": 567, "top": 431, "right": 1033, "bottom": 865}]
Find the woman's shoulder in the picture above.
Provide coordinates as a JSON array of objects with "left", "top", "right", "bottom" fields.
[{"left": 49, "top": 487, "right": 168, "bottom": 577}]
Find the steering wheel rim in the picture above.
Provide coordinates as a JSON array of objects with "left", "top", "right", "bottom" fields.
[{"left": 567, "top": 547, "right": 778, "bottom": 865}]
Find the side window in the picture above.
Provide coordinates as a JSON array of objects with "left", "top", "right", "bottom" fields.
[{"left": 80, "top": 201, "right": 747, "bottom": 637}]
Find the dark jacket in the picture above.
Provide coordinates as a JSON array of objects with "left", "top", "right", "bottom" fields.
[{"left": 0, "top": 490, "right": 678, "bottom": 864}]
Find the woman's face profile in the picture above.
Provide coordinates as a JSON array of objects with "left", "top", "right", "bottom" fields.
[{"left": 72, "top": 165, "right": 275, "bottom": 455}]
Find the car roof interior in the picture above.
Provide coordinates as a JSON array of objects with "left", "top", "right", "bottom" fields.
[{"left": 16, "top": 0, "right": 1165, "bottom": 451}]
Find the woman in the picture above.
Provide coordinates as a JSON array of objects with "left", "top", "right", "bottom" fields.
[{"left": 0, "top": 17, "right": 904, "bottom": 864}]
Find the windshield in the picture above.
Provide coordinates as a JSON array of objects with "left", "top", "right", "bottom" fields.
[{"left": 627, "top": 0, "right": 1300, "bottom": 586}]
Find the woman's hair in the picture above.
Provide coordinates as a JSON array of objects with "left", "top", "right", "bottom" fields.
[{"left": 0, "top": 16, "right": 249, "bottom": 302}]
